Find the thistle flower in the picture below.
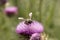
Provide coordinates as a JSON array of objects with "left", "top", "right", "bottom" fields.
[
  {"left": 4, "top": 6, "right": 18, "bottom": 17},
  {"left": 0, "top": 0, "right": 7, "bottom": 6},
  {"left": 16, "top": 12, "right": 44, "bottom": 36}
]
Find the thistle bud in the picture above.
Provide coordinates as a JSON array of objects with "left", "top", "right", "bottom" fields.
[
  {"left": 29, "top": 33, "right": 41, "bottom": 40},
  {"left": 4, "top": 6, "right": 18, "bottom": 17}
]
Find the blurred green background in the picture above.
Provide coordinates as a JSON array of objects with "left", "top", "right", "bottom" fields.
[{"left": 0, "top": 0, "right": 60, "bottom": 40}]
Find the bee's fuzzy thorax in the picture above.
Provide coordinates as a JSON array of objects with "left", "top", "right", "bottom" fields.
[
  {"left": 24, "top": 20, "right": 33, "bottom": 25},
  {"left": 0, "top": 0, "right": 7, "bottom": 5}
]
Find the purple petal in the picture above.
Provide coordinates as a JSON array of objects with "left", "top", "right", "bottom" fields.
[
  {"left": 29, "top": 20, "right": 44, "bottom": 33},
  {"left": 16, "top": 21, "right": 28, "bottom": 34},
  {"left": 4, "top": 6, "right": 18, "bottom": 13}
]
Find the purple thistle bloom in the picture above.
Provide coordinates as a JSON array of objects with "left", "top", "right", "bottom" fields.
[
  {"left": 4, "top": 6, "right": 18, "bottom": 17},
  {"left": 0, "top": 0, "right": 7, "bottom": 5},
  {"left": 16, "top": 20, "right": 44, "bottom": 35},
  {"left": 29, "top": 33, "right": 41, "bottom": 40}
]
